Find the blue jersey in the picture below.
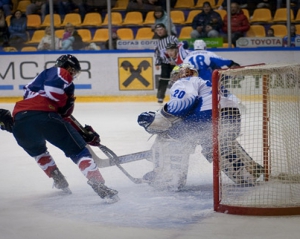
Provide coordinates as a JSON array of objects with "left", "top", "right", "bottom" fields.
[
  {"left": 183, "top": 50, "right": 234, "bottom": 81},
  {"left": 13, "top": 67, "right": 74, "bottom": 117}
]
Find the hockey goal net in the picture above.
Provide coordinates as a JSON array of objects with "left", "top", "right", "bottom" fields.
[{"left": 212, "top": 63, "right": 300, "bottom": 215}]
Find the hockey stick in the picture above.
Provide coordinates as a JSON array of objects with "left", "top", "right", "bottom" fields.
[
  {"left": 87, "top": 145, "right": 152, "bottom": 168},
  {"left": 69, "top": 115, "right": 149, "bottom": 184},
  {"left": 98, "top": 145, "right": 148, "bottom": 184}
]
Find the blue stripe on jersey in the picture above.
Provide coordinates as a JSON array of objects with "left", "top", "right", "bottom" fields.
[{"left": 167, "top": 96, "right": 196, "bottom": 117}]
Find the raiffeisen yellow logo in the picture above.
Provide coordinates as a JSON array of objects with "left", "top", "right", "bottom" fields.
[{"left": 118, "top": 57, "right": 153, "bottom": 90}]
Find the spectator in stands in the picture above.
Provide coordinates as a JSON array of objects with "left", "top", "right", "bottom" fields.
[
  {"left": 190, "top": 1, "right": 223, "bottom": 39},
  {"left": 56, "top": 0, "right": 79, "bottom": 21},
  {"left": 0, "top": 7, "right": 9, "bottom": 48},
  {"left": 8, "top": 9, "right": 28, "bottom": 50},
  {"left": 105, "top": 29, "right": 120, "bottom": 50},
  {"left": 26, "top": 0, "right": 47, "bottom": 21},
  {"left": 78, "top": 0, "right": 116, "bottom": 21},
  {"left": 84, "top": 42, "right": 100, "bottom": 50},
  {"left": 222, "top": 2, "right": 250, "bottom": 47},
  {"left": 266, "top": 28, "right": 275, "bottom": 37},
  {"left": 0, "top": 0, "right": 12, "bottom": 16},
  {"left": 37, "top": 26, "right": 60, "bottom": 51},
  {"left": 153, "top": 6, "right": 177, "bottom": 37},
  {"left": 127, "top": 0, "right": 163, "bottom": 19},
  {"left": 60, "top": 22, "right": 84, "bottom": 50},
  {"left": 283, "top": 24, "right": 300, "bottom": 47},
  {"left": 219, "top": 0, "right": 248, "bottom": 10},
  {"left": 255, "top": 0, "right": 273, "bottom": 8}
]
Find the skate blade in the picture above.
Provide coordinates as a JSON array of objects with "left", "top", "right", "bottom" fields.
[
  {"left": 62, "top": 187, "right": 72, "bottom": 194},
  {"left": 104, "top": 194, "right": 120, "bottom": 204}
]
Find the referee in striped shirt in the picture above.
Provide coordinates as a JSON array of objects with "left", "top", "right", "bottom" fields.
[{"left": 154, "top": 23, "right": 179, "bottom": 104}]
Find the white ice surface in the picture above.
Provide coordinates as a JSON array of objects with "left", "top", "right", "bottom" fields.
[{"left": 0, "top": 102, "right": 299, "bottom": 239}]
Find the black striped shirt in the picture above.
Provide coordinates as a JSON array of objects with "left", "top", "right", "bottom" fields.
[{"left": 155, "top": 35, "right": 179, "bottom": 65}]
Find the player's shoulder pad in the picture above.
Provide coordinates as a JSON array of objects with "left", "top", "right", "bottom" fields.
[{"left": 57, "top": 67, "right": 73, "bottom": 84}]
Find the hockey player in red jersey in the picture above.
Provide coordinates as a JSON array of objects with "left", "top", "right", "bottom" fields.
[
  {"left": 164, "top": 42, "right": 190, "bottom": 65},
  {"left": 8, "top": 54, "right": 119, "bottom": 202}
]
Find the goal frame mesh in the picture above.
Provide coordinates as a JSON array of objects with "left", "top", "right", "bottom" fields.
[{"left": 212, "top": 63, "right": 300, "bottom": 216}]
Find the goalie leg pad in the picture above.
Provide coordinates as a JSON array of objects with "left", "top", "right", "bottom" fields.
[
  {"left": 220, "top": 141, "right": 264, "bottom": 185},
  {"left": 144, "top": 135, "right": 190, "bottom": 190}
]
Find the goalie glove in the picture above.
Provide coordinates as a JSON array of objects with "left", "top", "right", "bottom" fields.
[
  {"left": 80, "top": 125, "right": 101, "bottom": 146},
  {"left": 0, "top": 109, "right": 13, "bottom": 133},
  {"left": 137, "top": 105, "right": 180, "bottom": 134},
  {"left": 58, "top": 96, "right": 76, "bottom": 117}
]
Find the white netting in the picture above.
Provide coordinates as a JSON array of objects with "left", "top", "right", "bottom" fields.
[{"left": 215, "top": 63, "right": 300, "bottom": 210}]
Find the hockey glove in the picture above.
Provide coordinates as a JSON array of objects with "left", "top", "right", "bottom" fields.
[
  {"left": 80, "top": 125, "right": 101, "bottom": 146},
  {"left": 0, "top": 109, "right": 13, "bottom": 133},
  {"left": 230, "top": 62, "right": 240, "bottom": 68},
  {"left": 58, "top": 96, "right": 76, "bottom": 117},
  {"left": 137, "top": 111, "right": 156, "bottom": 130}
]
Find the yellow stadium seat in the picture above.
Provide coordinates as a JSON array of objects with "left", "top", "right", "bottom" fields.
[
  {"left": 296, "top": 24, "right": 300, "bottom": 34},
  {"left": 25, "top": 30, "right": 45, "bottom": 44},
  {"left": 242, "top": 8, "right": 250, "bottom": 20},
  {"left": 185, "top": 10, "right": 202, "bottom": 25},
  {"left": 270, "top": 24, "right": 287, "bottom": 37},
  {"left": 102, "top": 12, "right": 123, "bottom": 26},
  {"left": 117, "top": 28, "right": 134, "bottom": 40},
  {"left": 80, "top": 12, "right": 102, "bottom": 27},
  {"left": 21, "top": 46, "right": 37, "bottom": 51},
  {"left": 91, "top": 29, "right": 109, "bottom": 42},
  {"left": 250, "top": 8, "right": 273, "bottom": 24},
  {"left": 122, "top": 11, "right": 143, "bottom": 26},
  {"left": 143, "top": 11, "right": 155, "bottom": 25},
  {"left": 273, "top": 8, "right": 294, "bottom": 23},
  {"left": 55, "top": 29, "right": 64, "bottom": 38},
  {"left": 27, "top": 14, "right": 41, "bottom": 29},
  {"left": 174, "top": 0, "right": 195, "bottom": 9},
  {"left": 215, "top": 0, "right": 224, "bottom": 8},
  {"left": 179, "top": 26, "right": 193, "bottom": 39},
  {"left": 41, "top": 14, "right": 61, "bottom": 27},
  {"left": 3, "top": 46, "right": 18, "bottom": 52},
  {"left": 112, "top": 0, "right": 129, "bottom": 11},
  {"left": 293, "top": 9, "right": 300, "bottom": 23},
  {"left": 246, "top": 25, "right": 266, "bottom": 37},
  {"left": 61, "top": 13, "right": 82, "bottom": 27},
  {"left": 170, "top": 10, "right": 185, "bottom": 25},
  {"left": 195, "top": 0, "right": 216, "bottom": 8},
  {"left": 215, "top": 9, "right": 227, "bottom": 20},
  {"left": 77, "top": 29, "right": 92, "bottom": 42},
  {"left": 221, "top": 43, "right": 234, "bottom": 48},
  {"left": 135, "top": 27, "right": 154, "bottom": 40},
  {"left": 5, "top": 15, "right": 11, "bottom": 26},
  {"left": 16, "top": 0, "right": 31, "bottom": 13}
]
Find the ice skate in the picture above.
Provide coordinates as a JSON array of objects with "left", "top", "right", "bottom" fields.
[
  {"left": 87, "top": 180, "right": 119, "bottom": 203},
  {"left": 50, "top": 168, "right": 72, "bottom": 194}
]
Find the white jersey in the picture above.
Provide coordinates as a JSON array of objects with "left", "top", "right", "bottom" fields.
[{"left": 166, "top": 76, "right": 239, "bottom": 121}]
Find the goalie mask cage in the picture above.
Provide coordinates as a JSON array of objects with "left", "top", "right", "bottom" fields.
[{"left": 212, "top": 63, "right": 300, "bottom": 216}]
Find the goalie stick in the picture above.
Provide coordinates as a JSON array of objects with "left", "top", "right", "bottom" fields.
[{"left": 69, "top": 115, "right": 149, "bottom": 184}]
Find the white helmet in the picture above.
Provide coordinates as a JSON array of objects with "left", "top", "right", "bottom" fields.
[
  {"left": 178, "top": 63, "right": 198, "bottom": 78},
  {"left": 193, "top": 40, "right": 206, "bottom": 50}
]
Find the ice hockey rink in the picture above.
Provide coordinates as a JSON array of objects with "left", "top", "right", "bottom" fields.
[{"left": 0, "top": 101, "right": 299, "bottom": 239}]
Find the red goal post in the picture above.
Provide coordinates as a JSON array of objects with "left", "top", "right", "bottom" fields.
[{"left": 212, "top": 63, "right": 300, "bottom": 216}]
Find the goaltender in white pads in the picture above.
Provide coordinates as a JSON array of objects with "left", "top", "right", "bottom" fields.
[{"left": 137, "top": 63, "right": 264, "bottom": 190}]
